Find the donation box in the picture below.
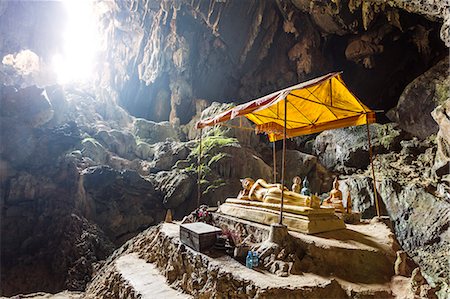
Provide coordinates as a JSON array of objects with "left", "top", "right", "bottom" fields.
[{"left": 180, "top": 222, "right": 222, "bottom": 252}]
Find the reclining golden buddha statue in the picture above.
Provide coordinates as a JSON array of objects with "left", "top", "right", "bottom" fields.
[{"left": 235, "top": 177, "right": 320, "bottom": 208}]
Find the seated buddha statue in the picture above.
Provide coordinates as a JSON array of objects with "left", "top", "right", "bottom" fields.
[
  {"left": 237, "top": 177, "right": 310, "bottom": 206},
  {"left": 301, "top": 177, "right": 311, "bottom": 196},
  {"left": 322, "top": 178, "right": 345, "bottom": 212},
  {"left": 292, "top": 176, "right": 301, "bottom": 193}
]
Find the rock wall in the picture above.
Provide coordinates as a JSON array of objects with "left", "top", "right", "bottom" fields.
[
  {"left": 0, "top": 85, "right": 110, "bottom": 295},
  {"left": 432, "top": 99, "right": 450, "bottom": 180},
  {"left": 0, "top": 68, "right": 280, "bottom": 297},
  {"left": 0, "top": 0, "right": 449, "bottom": 297},
  {"left": 291, "top": 0, "right": 450, "bottom": 45},
  {"left": 388, "top": 58, "right": 449, "bottom": 139},
  {"left": 337, "top": 126, "right": 450, "bottom": 296},
  {"left": 380, "top": 181, "right": 450, "bottom": 297},
  {"left": 313, "top": 123, "right": 407, "bottom": 173}
]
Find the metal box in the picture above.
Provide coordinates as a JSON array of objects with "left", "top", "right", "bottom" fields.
[{"left": 180, "top": 222, "right": 222, "bottom": 252}]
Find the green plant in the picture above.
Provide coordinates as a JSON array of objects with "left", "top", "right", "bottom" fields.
[
  {"left": 208, "top": 152, "right": 230, "bottom": 167},
  {"left": 191, "top": 126, "right": 238, "bottom": 157},
  {"left": 435, "top": 82, "right": 449, "bottom": 105},
  {"left": 186, "top": 126, "right": 238, "bottom": 195},
  {"left": 203, "top": 179, "right": 227, "bottom": 195},
  {"left": 81, "top": 137, "right": 103, "bottom": 147}
]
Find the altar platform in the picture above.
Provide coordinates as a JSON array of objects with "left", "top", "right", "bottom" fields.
[{"left": 218, "top": 198, "right": 345, "bottom": 234}]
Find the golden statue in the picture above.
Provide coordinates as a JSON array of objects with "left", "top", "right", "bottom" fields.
[
  {"left": 322, "top": 177, "right": 345, "bottom": 212},
  {"left": 165, "top": 209, "right": 173, "bottom": 223},
  {"left": 291, "top": 176, "right": 301, "bottom": 193},
  {"left": 346, "top": 193, "right": 352, "bottom": 213},
  {"left": 237, "top": 177, "right": 319, "bottom": 207}
]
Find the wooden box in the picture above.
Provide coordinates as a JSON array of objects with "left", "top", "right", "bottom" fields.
[{"left": 180, "top": 222, "right": 222, "bottom": 252}]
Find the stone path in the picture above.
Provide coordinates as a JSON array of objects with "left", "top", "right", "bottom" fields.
[{"left": 115, "top": 254, "right": 192, "bottom": 299}]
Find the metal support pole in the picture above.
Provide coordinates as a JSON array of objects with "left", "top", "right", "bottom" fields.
[
  {"left": 279, "top": 100, "right": 287, "bottom": 224},
  {"left": 197, "top": 128, "right": 203, "bottom": 208},
  {"left": 273, "top": 141, "right": 277, "bottom": 183},
  {"left": 366, "top": 120, "right": 380, "bottom": 217}
]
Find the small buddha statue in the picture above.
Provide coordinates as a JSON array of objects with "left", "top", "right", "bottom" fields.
[
  {"left": 292, "top": 176, "right": 301, "bottom": 193},
  {"left": 346, "top": 193, "right": 352, "bottom": 213},
  {"left": 301, "top": 177, "right": 311, "bottom": 196},
  {"left": 323, "top": 177, "right": 345, "bottom": 212},
  {"left": 165, "top": 209, "right": 173, "bottom": 223}
]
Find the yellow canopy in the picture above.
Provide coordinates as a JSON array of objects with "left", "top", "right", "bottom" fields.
[
  {"left": 195, "top": 72, "right": 381, "bottom": 217},
  {"left": 196, "top": 72, "right": 376, "bottom": 141}
]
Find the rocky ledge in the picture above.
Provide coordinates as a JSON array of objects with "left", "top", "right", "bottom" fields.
[{"left": 83, "top": 219, "right": 434, "bottom": 299}]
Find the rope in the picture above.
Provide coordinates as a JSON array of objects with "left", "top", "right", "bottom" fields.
[{"left": 217, "top": 123, "right": 255, "bottom": 131}]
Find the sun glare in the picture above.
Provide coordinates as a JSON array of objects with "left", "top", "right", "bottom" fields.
[{"left": 52, "top": 0, "right": 101, "bottom": 84}]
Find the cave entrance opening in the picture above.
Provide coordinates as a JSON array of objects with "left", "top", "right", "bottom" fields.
[{"left": 196, "top": 72, "right": 382, "bottom": 224}]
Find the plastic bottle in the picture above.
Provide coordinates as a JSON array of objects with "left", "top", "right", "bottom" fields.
[
  {"left": 252, "top": 251, "right": 259, "bottom": 267},
  {"left": 246, "top": 251, "right": 253, "bottom": 269}
]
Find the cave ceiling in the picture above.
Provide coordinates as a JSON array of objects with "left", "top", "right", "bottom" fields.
[{"left": 95, "top": 0, "right": 448, "bottom": 125}]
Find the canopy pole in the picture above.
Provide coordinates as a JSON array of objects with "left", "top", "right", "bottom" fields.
[
  {"left": 197, "top": 128, "right": 203, "bottom": 208},
  {"left": 366, "top": 120, "right": 380, "bottom": 217},
  {"left": 279, "top": 100, "right": 287, "bottom": 225},
  {"left": 273, "top": 141, "right": 277, "bottom": 183}
]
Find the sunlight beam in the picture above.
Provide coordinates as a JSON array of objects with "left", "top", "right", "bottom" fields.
[{"left": 52, "top": 0, "right": 101, "bottom": 84}]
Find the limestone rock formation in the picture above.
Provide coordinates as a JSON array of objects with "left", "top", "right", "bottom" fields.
[
  {"left": 291, "top": 0, "right": 450, "bottom": 46},
  {"left": 388, "top": 58, "right": 449, "bottom": 139},
  {"left": 338, "top": 175, "right": 385, "bottom": 218},
  {"left": 153, "top": 169, "right": 197, "bottom": 210},
  {"left": 149, "top": 141, "right": 190, "bottom": 172},
  {"left": 0, "top": 84, "right": 53, "bottom": 127},
  {"left": 432, "top": 99, "right": 450, "bottom": 180},
  {"left": 338, "top": 131, "right": 449, "bottom": 296},
  {"left": 1, "top": 212, "right": 114, "bottom": 295},
  {"left": 0, "top": 2, "right": 66, "bottom": 87},
  {"left": 313, "top": 123, "right": 406, "bottom": 173},
  {"left": 80, "top": 137, "right": 109, "bottom": 165},
  {"left": 185, "top": 102, "right": 261, "bottom": 149},
  {"left": 0, "top": 85, "right": 111, "bottom": 295},
  {"left": 133, "top": 118, "right": 181, "bottom": 144},
  {"left": 82, "top": 166, "right": 163, "bottom": 244},
  {"left": 96, "top": 0, "right": 293, "bottom": 124},
  {"left": 380, "top": 181, "right": 450, "bottom": 296},
  {"left": 152, "top": 129, "right": 274, "bottom": 215}
]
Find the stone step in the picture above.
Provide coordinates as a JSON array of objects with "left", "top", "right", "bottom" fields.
[{"left": 115, "top": 254, "right": 192, "bottom": 299}]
